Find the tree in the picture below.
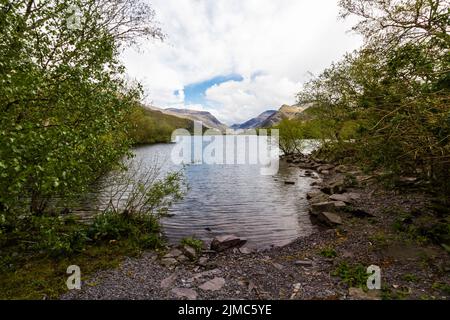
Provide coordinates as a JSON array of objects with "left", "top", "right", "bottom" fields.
[
  {"left": 0, "top": 0, "right": 163, "bottom": 214},
  {"left": 297, "top": 0, "right": 449, "bottom": 187}
]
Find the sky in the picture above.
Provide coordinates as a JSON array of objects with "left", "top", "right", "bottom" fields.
[{"left": 121, "top": 0, "right": 363, "bottom": 125}]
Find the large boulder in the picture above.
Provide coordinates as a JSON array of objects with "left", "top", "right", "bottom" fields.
[
  {"left": 210, "top": 235, "right": 247, "bottom": 252},
  {"left": 317, "top": 212, "right": 343, "bottom": 227},
  {"left": 163, "top": 248, "right": 183, "bottom": 259},
  {"left": 317, "top": 164, "right": 335, "bottom": 173},
  {"left": 329, "top": 193, "right": 361, "bottom": 204},
  {"left": 307, "top": 190, "right": 329, "bottom": 204},
  {"left": 310, "top": 201, "right": 341, "bottom": 216},
  {"left": 321, "top": 174, "right": 346, "bottom": 194},
  {"left": 181, "top": 245, "right": 197, "bottom": 260},
  {"left": 161, "top": 258, "right": 178, "bottom": 267}
]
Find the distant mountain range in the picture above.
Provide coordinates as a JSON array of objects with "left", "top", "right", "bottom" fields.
[
  {"left": 231, "top": 103, "right": 313, "bottom": 130},
  {"left": 230, "top": 110, "right": 277, "bottom": 130},
  {"left": 259, "top": 103, "right": 313, "bottom": 128},
  {"left": 162, "top": 108, "right": 228, "bottom": 132},
  {"left": 145, "top": 102, "right": 313, "bottom": 133}
]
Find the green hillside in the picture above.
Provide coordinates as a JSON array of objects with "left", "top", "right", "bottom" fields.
[{"left": 127, "top": 106, "right": 195, "bottom": 145}]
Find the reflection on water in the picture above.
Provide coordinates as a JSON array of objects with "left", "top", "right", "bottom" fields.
[{"left": 126, "top": 137, "right": 318, "bottom": 249}]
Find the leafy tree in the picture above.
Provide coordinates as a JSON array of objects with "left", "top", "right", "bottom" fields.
[
  {"left": 297, "top": 0, "right": 449, "bottom": 189},
  {"left": 0, "top": 0, "right": 163, "bottom": 214}
]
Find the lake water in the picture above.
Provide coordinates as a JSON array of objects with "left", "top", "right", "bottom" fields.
[{"left": 125, "top": 137, "right": 318, "bottom": 249}]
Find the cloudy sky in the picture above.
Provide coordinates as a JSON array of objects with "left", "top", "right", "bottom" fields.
[{"left": 121, "top": 0, "right": 362, "bottom": 125}]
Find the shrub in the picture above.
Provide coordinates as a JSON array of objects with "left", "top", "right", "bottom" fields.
[
  {"left": 88, "top": 211, "right": 162, "bottom": 249},
  {"left": 332, "top": 262, "right": 368, "bottom": 288},
  {"left": 180, "top": 236, "right": 203, "bottom": 252}
]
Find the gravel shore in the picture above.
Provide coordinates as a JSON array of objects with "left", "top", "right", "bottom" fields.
[{"left": 62, "top": 159, "right": 450, "bottom": 300}]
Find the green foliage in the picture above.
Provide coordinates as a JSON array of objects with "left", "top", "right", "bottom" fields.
[
  {"left": 402, "top": 273, "right": 419, "bottom": 283},
  {"left": 88, "top": 212, "right": 162, "bottom": 249},
  {"left": 274, "top": 119, "right": 305, "bottom": 155},
  {"left": 332, "top": 262, "right": 368, "bottom": 288},
  {"left": 0, "top": 0, "right": 161, "bottom": 214},
  {"left": 127, "top": 106, "right": 195, "bottom": 145},
  {"left": 319, "top": 246, "right": 337, "bottom": 258},
  {"left": 180, "top": 236, "right": 204, "bottom": 253},
  {"left": 141, "top": 171, "right": 186, "bottom": 217},
  {"left": 432, "top": 282, "right": 450, "bottom": 295},
  {"left": 296, "top": 0, "right": 450, "bottom": 194},
  {"left": 34, "top": 219, "right": 89, "bottom": 257}
]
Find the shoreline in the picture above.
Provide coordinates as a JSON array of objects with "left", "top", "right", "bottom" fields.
[{"left": 62, "top": 153, "right": 450, "bottom": 300}]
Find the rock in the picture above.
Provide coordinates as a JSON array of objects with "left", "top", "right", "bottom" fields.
[
  {"left": 210, "top": 235, "right": 247, "bottom": 252},
  {"left": 199, "top": 277, "right": 226, "bottom": 291},
  {"left": 307, "top": 190, "right": 329, "bottom": 204},
  {"left": 321, "top": 170, "right": 330, "bottom": 175},
  {"left": 177, "top": 255, "right": 189, "bottom": 263},
  {"left": 318, "top": 164, "right": 334, "bottom": 173},
  {"left": 321, "top": 175, "right": 346, "bottom": 194},
  {"left": 306, "top": 191, "right": 319, "bottom": 200},
  {"left": 342, "top": 250, "right": 354, "bottom": 259},
  {"left": 160, "top": 273, "right": 177, "bottom": 289},
  {"left": 329, "top": 194, "right": 350, "bottom": 203},
  {"left": 182, "top": 245, "right": 197, "bottom": 260},
  {"left": 333, "top": 201, "right": 347, "bottom": 209},
  {"left": 334, "top": 165, "right": 350, "bottom": 173},
  {"left": 272, "top": 262, "right": 285, "bottom": 270},
  {"left": 310, "top": 202, "right": 339, "bottom": 216},
  {"left": 348, "top": 287, "right": 381, "bottom": 300},
  {"left": 171, "top": 287, "right": 198, "bottom": 300},
  {"left": 294, "top": 260, "right": 313, "bottom": 267},
  {"left": 347, "top": 192, "right": 361, "bottom": 200},
  {"left": 164, "top": 248, "right": 183, "bottom": 259},
  {"left": 309, "top": 193, "right": 331, "bottom": 204},
  {"left": 239, "top": 247, "right": 253, "bottom": 254},
  {"left": 330, "top": 193, "right": 361, "bottom": 203},
  {"left": 317, "top": 212, "right": 343, "bottom": 227},
  {"left": 192, "top": 268, "right": 222, "bottom": 280},
  {"left": 198, "top": 256, "right": 209, "bottom": 266},
  {"left": 285, "top": 181, "right": 296, "bottom": 185},
  {"left": 161, "top": 258, "right": 178, "bottom": 267},
  {"left": 205, "top": 227, "right": 212, "bottom": 232}
]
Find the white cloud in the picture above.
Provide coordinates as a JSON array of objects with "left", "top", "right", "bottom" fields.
[{"left": 121, "top": 0, "right": 362, "bottom": 125}]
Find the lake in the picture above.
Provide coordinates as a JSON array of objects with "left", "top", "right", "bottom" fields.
[{"left": 127, "top": 136, "right": 318, "bottom": 250}]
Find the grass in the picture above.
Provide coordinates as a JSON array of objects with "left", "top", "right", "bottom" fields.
[
  {"left": 0, "top": 240, "right": 146, "bottom": 299},
  {"left": 180, "top": 236, "right": 203, "bottom": 253},
  {"left": 0, "top": 212, "right": 164, "bottom": 299},
  {"left": 402, "top": 273, "right": 419, "bottom": 283},
  {"left": 432, "top": 282, "right": 450, "bottom": 295},
  {"left": 368, "top": 231, "right": 391, "bottom": 248},
  {"left": 332, "top": 262, "right": 368, "bottom": 288},
  {"left": 380, "top": 285, "right": 411, "bottom": 300},
  {"left": 319, "top": 246, "right": 337, "bottom": 258}
]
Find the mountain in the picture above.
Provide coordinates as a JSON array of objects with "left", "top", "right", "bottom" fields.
[
  {"left": 260, "top": 103, "right": 313, "bottom": 128},
  {"left": 163, "top": 108, "right": 228, "bottom": 132},
  {"left": 231, "top": 110, "right": 277, "bottom": 130},
  {"left": 127, "top": 106, "right": 196, "bottom": 145}
]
